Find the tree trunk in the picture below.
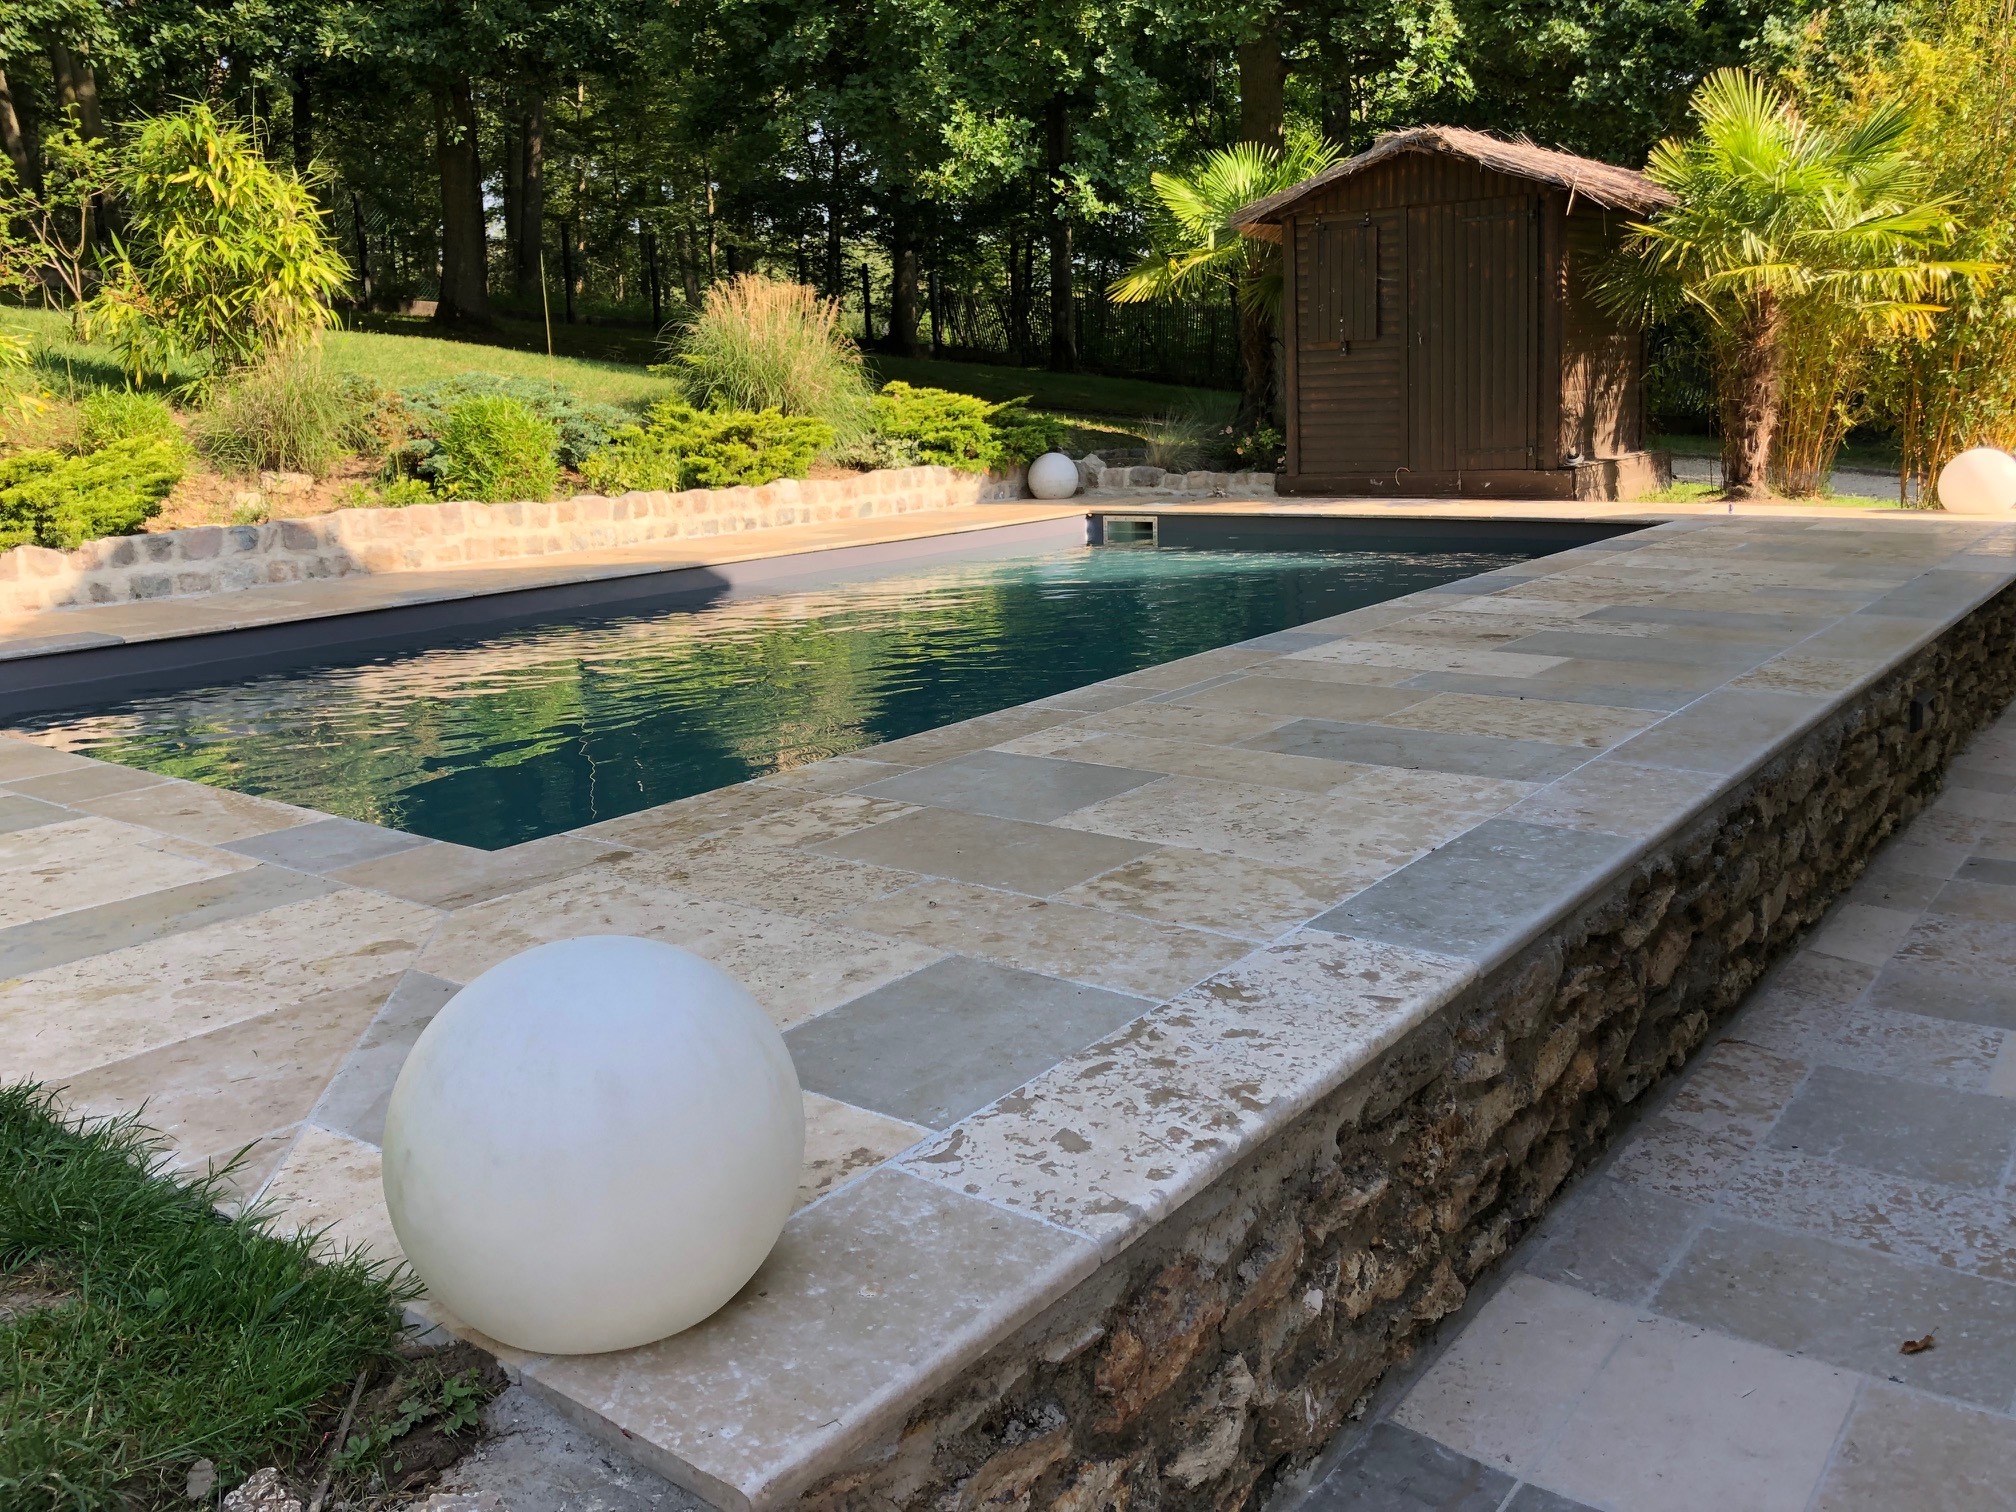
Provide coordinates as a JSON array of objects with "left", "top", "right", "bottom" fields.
[
  {"left": 891, "top": 212, "right": 922, "bottom": 358},
  {"left": 1045, "top": 95, "right": 1076, "bottom": 372},
  {"left": 1008, "top": 228, "right": 1030, "bottom": 365},
  {"left": 1721, "top": 294, "right": 1782, "bottom": 499},
  {"left": 0, "top": 68, "right": 31, "bottom": 186},
  {"left": 516, "top": 97, "right": 545, "bottom": 299},
  {"left": 289, "top": 66, "right": 313, "bottom": 175},
  {"left": 646, "top": 230, "right": 663, "bottom": 329},
  {"left": 49, "top": 43, "right": 103, "bottom": 138},
  {"left": 825, "top": 135, "right": 845, "bottom": 298},
  {"left": 350, "top": 190, "right": 372, "bottom": 307},
  {"left": 859, "top": 260, "right": 874, "bottom": 344},
  {"left": 928, "top": 266, "right": 943, "bottom": 355},
  {"left": 678, "top": 227, "right": 701, "bottom": 307},
  {"left": 1236, "top": 300, "right": 1274, "bottom": 434},
  {"left": 1237, "top": 24, "right": 1285, "bottom": 151},
  {"left": 433, "top": 77, "right": 491, "bottom": 325},
  {"left": 560, "top": 216, "right": 578, "bottom": 323}
]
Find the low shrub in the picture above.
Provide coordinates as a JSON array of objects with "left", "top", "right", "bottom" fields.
[
  {"left": 0, "top": 435, "right": 186, "bottom": 548},
  {"left": 431, "top": 394, "right": 559, "bottom": 502},
  {"left": 76, "top": 389, "right": 183, "bottom": 452},
  {"left": 661, "top": 274, "right": 872, "bottom": 443},
  {"left": 579, "top": 400, "right": 832, "bottom": 493},
  {"left": 869, "top": 383, "right": 1070, "bottom": 472},
  {"left": 192, "top": 355, "right": 376, "bottom": 477},
  {"left": 391, "top": 374, "right": 624, "bottom": 481}
]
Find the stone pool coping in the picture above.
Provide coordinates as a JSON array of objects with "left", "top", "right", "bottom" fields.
[{"left": 2, "top": 510, "right": 2011, "bottom": 1509}]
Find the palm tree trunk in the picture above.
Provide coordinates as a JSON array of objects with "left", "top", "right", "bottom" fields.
[
  {"left": 1237, "top": 298, "right": 1274, "bottom": 433},
  {"left": 1723, "top": 294, "right": 1782, "bottom": 499}
]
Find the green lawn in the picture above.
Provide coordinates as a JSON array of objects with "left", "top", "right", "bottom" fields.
[{"left": 1652, "top": 429, "right": 1904, "bottom": 474}]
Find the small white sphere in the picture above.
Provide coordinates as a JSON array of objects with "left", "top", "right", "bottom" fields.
[
  {"left": 1938, "top": 447, "right": 2016, "bottom": 515},
  {"left": 1026, "top": 450, "right": 1080, "bottom": 499},
  {"left": 382, "top": 937, "right": 803, "bottom": 1354}
]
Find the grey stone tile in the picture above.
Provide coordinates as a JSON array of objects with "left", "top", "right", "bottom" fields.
[
  {"left": 1843, "top": 861, "right": 1947, "bottom": 913},
  {"left": 852, "top": 750, "right": 1162, "bottom": 824},
  {"left": 0, "top": 792, "right": 76, "bottom": 835},
  {"left": 1520, "top": 1176, "right": 1703, "bottom": 1305},
  {"left": 1959, "top": 856, "right": 2016, "bottom": 888},
  {"left": 521, "top": 1169, "right": 1096, "bottom": 1510},
  {"left": 1506, "top": 656, "right": 1734, "bottom": 694},
  {"left": 1752, "top": 949, "right": 1878, "bottom": 1014},
  {"left": 1503, "top": 1488, "right": 1603, "bottom": 1512},
  {"left": 1246, "top": 720, "right": 1590, "bottom": 783},
  {"left": 1812, "top": 1383, "right": 2016, "bottom": 1512},
  {"left": 0, "top": 629, "right": 125, "bottom": 656},
  {"left": 1238, "top": 627, "right": 1344, "bottom": 651},
  {"left": 1653, "top": 1219, "right": 2016, "bottom": 1410},
  {"left": 4, "top": 763, "right": 171, "bottom": 804},
  {"left": 1425, "top": 574, "right": 1542, "bottom": 595},
  {"left": 1802, "top": 613, "right": 1943, "bottom": 660},
  {"left": 785, "top": 955, "right": 1151, "bottom": 1130},
  {"left": 222, "top": 816, "right": 432, "bottom": 873},
  {"left": 1951, "top": 767, "right": 2016, "bottom": 796},
  {"left": 1895, "top": 912, "right": 2016, "bottom": 988},
  {"left": 1176, "top": 675, "right": 1431, "bottom": 723},
  {"left": 311, "top": 970, "right": 462, "bottom": 1146},
  {"left": 809, "top": 806, "right": 1156, "bottom": 896},
  {"left": 1863, "top": 960, "right": 2016, "bottom": 1032},
  {"left": 0, "top": 863, "right": 337, "bottom": 978},
  {"left": 1399, "top": 669, "right": 1697, "bottom": 712},
  {"left": 1765, "top": 1066, "right": 2016, "bottom": 1189},
  {"left": 1309, "top": 819, "right": 1639, "bottom": 967},
  {"left": 1737, "top": 980, "right": 2000, "bottom": 1092},
  {"left": 1027, "top": 683, "right": 1154, "bottom": 713},
  {"left": 1494, "top": 627, "right": 1780, "bottom": 669},
  {"left": 1607, "top": 689, "right": 1829, "bottom": 776},
  {"left": 1506, "top": 761, "right": 1725, "bottom": 840},
  {"left": 1304, "top": 1423, "right": 1514, "bottom": 1512},
  {"left": 1930, "top": 878, "right": 2016, "bottom": 926},
  {"left": 1856, "top": 569, "right": 2010, "bottom": 620}
]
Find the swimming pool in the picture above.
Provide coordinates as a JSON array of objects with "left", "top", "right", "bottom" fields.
[{"left": 14, "top": 540, "right": 1551, "bottom": 849}]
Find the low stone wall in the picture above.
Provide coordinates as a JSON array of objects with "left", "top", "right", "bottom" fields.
[
  {"left": 797, "top": 584, "right": 2016, "bottom": 1512},
  {"left": 0, "top": 464, "right": 1029, "bottom": 617},
  {"left": 1076, "top": 454, "right": 1278, "bottom": 498}
]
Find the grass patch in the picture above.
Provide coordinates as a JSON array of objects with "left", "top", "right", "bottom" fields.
[
  {"left": 0, "top": 1082, "right": 415, "bottom": 1508},
  {"left": 868, "top": 354, "right": 1236, "bottom": 425}
]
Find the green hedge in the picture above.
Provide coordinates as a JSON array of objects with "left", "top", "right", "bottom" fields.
[
  {"left": 431, "top": 395, "right": 559, "bottom": 503},
  {"left": 579, "top": 401, "right": 833, "bottom": 493},
  {"left": 0, "top": 436, "right": 187, "bottom": 550},
  {"left": 869, "top": 382, "right": 1067, "bottom": 472}
]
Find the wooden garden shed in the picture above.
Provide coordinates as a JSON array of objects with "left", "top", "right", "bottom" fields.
[{"left": 1231, "top": 127, "right": 1676, "bottom": 499}]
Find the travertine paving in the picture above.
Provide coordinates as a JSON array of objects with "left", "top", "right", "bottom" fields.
[
  {"left": 1293, "top": 702, "right": 2016, "bottom": 1512},
  {"left": 1, "top": 512, "right": 2012, "bottom": 1508}
]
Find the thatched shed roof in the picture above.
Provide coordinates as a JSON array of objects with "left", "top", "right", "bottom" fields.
[{"left": 1230, "top": 126, "right": 1674, "bottom": 240}]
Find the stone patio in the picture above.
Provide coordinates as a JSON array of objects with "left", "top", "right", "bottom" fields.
[
  {"left": 2, "top": 510, "right": 2012, "bottom": 1509},
  {"left": 1292, "top": 700, "right": 2016, "bottom": 1512}
]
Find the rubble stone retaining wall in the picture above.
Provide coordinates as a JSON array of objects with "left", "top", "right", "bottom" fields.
[
  {"left": 1076, "top": 454, "right": 1277, "bottom": 498},
  {"left": 798, "top": 584, "right": 2016, "bottom": 1512},
  {"left": 0, "top": 464, "right": 1029, "bottom": 617}
]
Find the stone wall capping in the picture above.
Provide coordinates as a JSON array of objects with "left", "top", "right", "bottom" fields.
[{"left": 0, "top": 464, "right": 1028, "bottom": 616}]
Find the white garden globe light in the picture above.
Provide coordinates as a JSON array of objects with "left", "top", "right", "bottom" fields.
[
  {"left": 1026, "top": 450, "right": 1080, "bottom": 499},
  {"left": 381, "top": 936, "right": 803, "bottom": 1355},
  {"left": 1938, "top": 447, "right": 2016, "bottom": 515}
]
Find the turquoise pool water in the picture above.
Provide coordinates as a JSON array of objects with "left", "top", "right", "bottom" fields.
[{"left": 15, "top": 544, "right": 1537, "bottom": 849}]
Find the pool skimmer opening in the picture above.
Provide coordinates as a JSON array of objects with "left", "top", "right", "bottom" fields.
[{"left": 1102, "top": 515, "right": 1159, "bottom": 547}]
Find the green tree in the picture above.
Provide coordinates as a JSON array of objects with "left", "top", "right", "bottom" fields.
[
  {"left": 83, "top": 102, "right": 350, "bottom": 384},
  {"left": 1605, "top": 67, "right": 1974, "bottom": 498},
  {"left": 1109, "top": 135, "right": 1340, "bottom": 426}
]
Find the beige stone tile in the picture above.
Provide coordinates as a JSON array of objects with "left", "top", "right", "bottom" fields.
[
  {"left": 1394, "top": 1274, "right": 1632, "bottom": 1473},
  {"left": 0, "top": 815, "right": 255, "bottom": 928},
  {"left": 835, "top": 879, "right": 1249, "bottom": 1000},
  {"left": 0, "top": 737, "right": 97, "bottom": 781},
  {"left": 614, "top": 842, "right": 918, "bottom": 921},
  {"left": 1054, "top": 774, "right": 1487, "bottom": 874},
  {"left": 57, "top": 973, "right": 401, "bottom": 1165},
  {"left": 330, "top": 833, "right": 630, "bottom": 909},
  {"left": 996, "top": 729, "right": 1366, "bottom": 795},
  {"left": 521, "top": 1169, "right": 1095, "bottom": 1509},
  {"left": 258, "top": 1124, "right": 403, "bottom": 1264},
  {"left": 1532, "top": 1315, "right": 1859, "bottom": 1512},
  {"left": 1808, "top": 902, "right": 1922, "bottom": 967},
  {"left": 1814, "top": 1384, "right": 2016, "bottom": 1512},
  {"left": 1729, "top": 653, "right": 1885, "bottom": 697},
  {"left": 5, "top": 763, "right": 172, "bottom": 804},
  {"left": 1101, "top": 646, "right": 1279, "bottom": 690},
  {"left": 902, "top": 932, "right": 1472, "bottom": 1248},
  {"left": 418, "top": 865, "right": 941, "bottom": 1029},
  {"left": 0, "top": 888, "right": 439, "bottom": 1084},
  {"left": 852, "top": 705, "right": 1081, "bottom": 764},
  {"left": 202, "top": 1125, "right": 301, "bottom": 1213},
  {"left": 572, "top": 783, "right": 810, "bottom": 851},
  {"left": 703, "top": 792, "right": 917, "bottom": 849},
  {"left": 72, "top": 779, "right": 321, "bottom": 845},
  {"left": 1656, "top": 1039, "right": 1808, "bottom": 1144},
  {"left": 1284, "top": 638, "right": 1570, "bottom": 678},
  {"left": 1054, "top": 845, "right": 1370, "bottom": 940},
  {"left": 1244, "top": 656, "right": 1425, "bottom": 688},
  {"left": 749, "top": 756, "right": 914, "bottom": 793},
  {"left": 1370, "top": 693, "right": 1661, "bottom": 750},
  {"left": 1068, "top": 699, "right": 1296, "bottom": 747},
  {"left": 797, "top": 1092, "right": 926, "bottom": 1209},
  {"left": 1168, "top": 675, "right": 1429, "bottom": 723}
]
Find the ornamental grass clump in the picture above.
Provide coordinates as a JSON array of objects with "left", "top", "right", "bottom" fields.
[
  {"left": 0, "top": 1082, "right": 413, "bottom": 1507},
  {"left": 430, "top": 394, "right": 559, "bottom": 502},
  {"left": 76, "top": 389, "right": 182, "bottom": 452},
  {"left": 579, "top": 400, "right": 832, "bottom": 493},
  {"left": 192, "top": 354, "right": 377, "bottom": 478},
  {"left": 662, "top": 274, "right": 873, "bottom": 444}
]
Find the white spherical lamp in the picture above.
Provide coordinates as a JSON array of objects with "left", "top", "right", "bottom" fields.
[
  {"left": 1026, "top": 450, "right": 1080, "bottom": 499},
  {"left": 382, "top": 936, "right": 803, "bottom": 1354},
  {"left": 1938, "top": 447, "right": 2016, "bottom": 515}
]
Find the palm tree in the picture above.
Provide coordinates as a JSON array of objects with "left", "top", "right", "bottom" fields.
[
  {"left": 1110, "top": 138, "right": 1341, "bottom": 432},
  {"left": 1605, "top": 68, "right": 1979, "bottom": 499}
]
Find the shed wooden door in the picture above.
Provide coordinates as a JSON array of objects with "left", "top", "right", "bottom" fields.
[
  {"left": 1293, "top": 209, "right": 1405, "bottom": 475},
  {"left": 1406, "top": 195, "right": 1539, "bottom": 472}
]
